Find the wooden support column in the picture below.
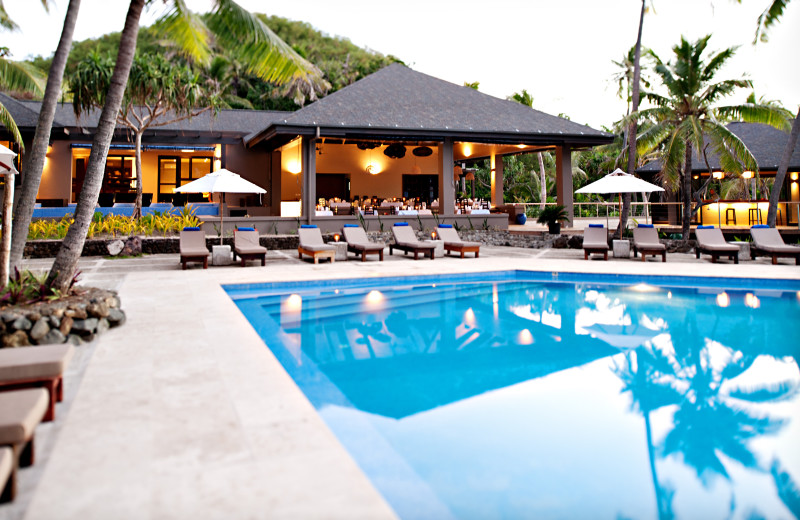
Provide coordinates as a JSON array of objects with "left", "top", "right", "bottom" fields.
[
  {"left": 556, "top": 144, "right": 573, "bottom": 226},
  {"left": 270, "top": 150, "right": 281, "bottom": 216},
  {"left": 302, "top": 137, "right": 316, "bottom": 224},
  {"left": 491, "top": 153, "right": 504, "bottom": 208},
  {"left": 438, "top": 138, "right": 455, "bottom": 217}
]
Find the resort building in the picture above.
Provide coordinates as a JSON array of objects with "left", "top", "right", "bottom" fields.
[
  {"left": 637, "top": 121, "right": 800, "bottom": 227},
  {"left": 1, "top": 64, "right": 612, "bottom": 228}
]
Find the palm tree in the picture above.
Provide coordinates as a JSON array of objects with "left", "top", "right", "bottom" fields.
[
  {"left": 632, "top": 35, "right": 789, "bottom": 239},
  {"left": 44, "top": 0, "right": 326, "bottom": 291},
  {"left": 0, "top": 51, "right": 47, "bottom": 144},
  {"left": 8, "top": 0, "right": 80, "bottom": 275},
  {"left": 509, "top": 90, "right": 551, "bottom": 208}
]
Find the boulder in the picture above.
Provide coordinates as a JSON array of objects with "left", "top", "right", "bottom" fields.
[
  {"left": 29, "top": 319, "right": 50, "bottom": 341},
  {"left": 2, "top": 331, "right": 30, "bottom": 348},
  {"left": 39, "top": 329, "right": 66, "bottom": 345},
  {"left": 11, "top": 316, "right": 32, "bottom": 332},
  {"left": 107, "top": 239, "right": 125, "bottom": 256},
  {"left": 66, "top": 334, "right": 84, "bottom": 346},
  {"left": 71, "top": 318, "right": 98, "bottom": 334},
  {"left": 121, "top": 236, "right": 142, "bottom": 256},
  {"left": 59, "top": 315, "right": 74, "bottom": 336},
  {"left": 87, "top": 302, "right": 110, "bottom": 319},
  {"left": 96, "top": 318, "right": 110, "bottom": 335},
  {"left": 107, "top": 309, "right": 126, "bottom": 327}
]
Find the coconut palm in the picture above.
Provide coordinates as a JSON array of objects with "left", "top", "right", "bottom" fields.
[
  {"left": 7, "top": 0, "right": 80, "bottom": 277},
  {"left": 0, "top": 52, "right": 46, "bottom": 144},
  {"left": 632, "top": 35, "right": 790, "bottom": 239},
  {"left": 44, "top": 0, "right": 326, "bottom": 291}
]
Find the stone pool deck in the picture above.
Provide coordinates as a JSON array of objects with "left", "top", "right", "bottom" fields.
[{"left": 3, "top": 246, "right": 798, "bottom": 520}]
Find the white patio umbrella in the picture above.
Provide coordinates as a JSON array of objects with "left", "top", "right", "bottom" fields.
[
  {"left": 575, "top": 168, "right": 664, "bottom": 228},
  {"left": 174, "top": 168, "right": 266, "bottom": 245},
  {"left": 0, "top": 145, "right": 19, "bottom": 286},
  {"left": 583, "top": 322, "right": 663, "bottom": 350}
]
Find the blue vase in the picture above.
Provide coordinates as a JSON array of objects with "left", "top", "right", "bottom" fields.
[{"left": 515, "top": 213, "right": 527, "bottom": 225}]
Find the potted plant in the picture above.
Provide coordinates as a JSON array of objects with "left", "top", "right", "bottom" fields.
[{"left": 536, "top": 205, "right": 569, "bottom": 234}]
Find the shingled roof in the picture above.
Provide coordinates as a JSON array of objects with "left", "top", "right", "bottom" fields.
[
  {"left": 0, "top": 92, "right": 289, "bottom": 140},
  {"left": 246, "top": 64, "right": 613, "bottom": 148},
  {"left": 637, "top": 121, "right": 800, "bottom": 174}
]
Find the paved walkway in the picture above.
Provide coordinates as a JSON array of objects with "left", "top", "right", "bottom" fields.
[{"left": 2, "top": 247, "right": 798, "bottom": 520}]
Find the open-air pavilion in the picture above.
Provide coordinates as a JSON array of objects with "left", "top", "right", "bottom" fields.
[{"left": 245, "top": 63, "right": 613, "bottom": 230}]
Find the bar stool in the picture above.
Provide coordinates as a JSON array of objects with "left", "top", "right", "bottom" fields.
[
  {"left": 748, "top": 208, "right": 762, "bottom": 226},
  {"left": 725, "top": 208, "right": 737, "bottom": 225}
]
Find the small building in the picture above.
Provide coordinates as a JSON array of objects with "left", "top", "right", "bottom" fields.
[
  {"left": 2, "top": 64, "right": 613, "bottom": 229},
  {"left": 637, "top": 121, "right": 800, "bottom": 227}
]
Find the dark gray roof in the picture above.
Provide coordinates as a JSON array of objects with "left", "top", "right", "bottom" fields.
[
  {"left": 637, "top": 121, "right": 800, "bottom": 174},
  {"left": 0, "top": 92, "right": 289, "bottom": 137},
  {"left": 247, "top": 64, "right": 612, "bottom": 147}
]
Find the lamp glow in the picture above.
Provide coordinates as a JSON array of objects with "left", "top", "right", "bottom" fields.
[
  {"left": 716, "top": 292, "right": 730, "bottom": 308},
  {"left": 464, "top": 308, "right": 476, "bottom": 327},
  {"left": 463, "top": 144, "right": 473, "bottom": 157},
  {"left": 742, "top": 171, "right": 754, "bottom": 179},
  {"left": 517, "top": 329, "right": 534, "bottom": 345},
  {"left": 744, "top": 293, "right": 760, "bottom": 309},
  {"left": 791, "top": 172, "right": 799, "bottom": 181},
  {"left": 286, "top": 160, "right": 302, "bottom": 175},
  {"left": 712, "top": 171, "right": 724, "bottom": 179},
  {"left": 284, "top": 294, "right": 302, "bottom": 312},
  {"left": 365, "top": 290, "right": 384, "bottom": 306},
  {"left": 366, "top": 163, "right": 381, "bottom": 175}
]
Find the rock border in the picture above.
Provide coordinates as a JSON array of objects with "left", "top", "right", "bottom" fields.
[{"left": 1, "top": 287, "right": 126, "bottom": 347}]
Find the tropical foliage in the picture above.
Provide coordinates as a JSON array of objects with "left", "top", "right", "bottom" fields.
[
  {"left": 630, "top": 35, "right": 791, "bottom": 239},
  {"left": 27, "top": 208, "right": 202, "bottom": 240},
  {"left": 0, "top": 267, "right": 79, "bottom": 306},
  {"left": 0, "top": 48, "right": 46, "bottom": 145}
]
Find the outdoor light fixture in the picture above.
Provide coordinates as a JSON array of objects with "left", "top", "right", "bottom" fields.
[
  {"left": 181, "top": 149, "right": 194, "bottom": 153},
  {"left": 742, "top": 171, "right": 754, "bottom": 179},
  {"left": 366, "top": 163, "right": 381, "bottom": 175},
  {"left": 712, "top": 171, "right": 724, "bottom": 179},
  {"left": 791, "top": 172, "right": 799, "bottom": 181},
  {"left": 463, "top": 144, "right": 473, "bottom": 157}
]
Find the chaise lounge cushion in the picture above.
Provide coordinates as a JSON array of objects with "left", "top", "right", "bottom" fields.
[
  {"left": 0, "top": 389, "right": 48, "bottom": 445},
  {"left": 633, "top": 227, "right": 666, "bottom": 251},
  {"left": 437, "top": 225, "right": 481, "bottom": 249},
  {"left": 179, "top": 229, "right": 211, "bottom": 257},
  {"left": 392, "top": 224, "right": 435, "bottom": 249},
  {"left": 298, "top": 226, "right": 336, "bottom": 253},
  {"left": 343, "top": 225, "right": 385, "bottom": 251},
  {"left": 0, "top": 345, "right": 73, "bottom": 383},
  {"left": 583, "top": 226, "right": 610, "bottom": 250},
  {"left": 234, "top": 229, "right": 267, "bottom": 255},
  {"left": 751, "top": 226, "right": 800, "bottom": 253},
  {"left": 695, "top": 226, "right": 739, "bottom": 252}
]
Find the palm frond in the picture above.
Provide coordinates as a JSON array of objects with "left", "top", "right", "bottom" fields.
[
  {"left": 636, "top": 121, "right": 672, "bottom": 156},
  {"left": 0, "top": 2, "right": 17, "bottom": 31},
  {"left": 0, "top": 59, "right": 46, "bottom": 96},
  {"left": 770, "top": 459, "right": 800, "bottom": 517},
  {"left": 0, "top": 101, "right": 23, "bottom": 146},
  {"left": 756, "top": 0, "right": 789, "bottom": 43},
  {"left": 706, "top": 122, "right": 758, "bottom": 173},
  {"left": 701, "top": 46, "right": 738, "bottom": 84},
  {"left": 714, "top": 104, "right": 792, "bottom": 131},
  {"left": 727, "top": 380, "right": 799, "bottom": 403},
  {"left": 701, "top": 79, "right": 752, "bottom": 106},
  {"left": 206, "top": 0, "right": 325, "bottom": 88},
  {"left": 657, "top": 126, "right": 687, "bottom": 191},
  {"left": 152, "top": 0, "right": 212, "bottom": 65}
]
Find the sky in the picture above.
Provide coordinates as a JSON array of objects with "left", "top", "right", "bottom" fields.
[{"left": 3, "top": 0, "right": 799, "bottom": 130}]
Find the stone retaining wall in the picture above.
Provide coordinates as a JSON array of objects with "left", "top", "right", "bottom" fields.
[
  {"left": 24, "top": 231, "right": 694, "bottom": 258},
  {"left": 1, "top": 288, "right": 125, "bottom": 347}
]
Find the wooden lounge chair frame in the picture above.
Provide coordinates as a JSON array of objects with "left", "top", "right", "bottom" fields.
[
  {"left": 233, "top": 228, "right": 267, "bottom": 267},
  {"left": 0, "top": 388, "right": 49, "bottom": 502},
  {"left": 749, "top": 226, "right": 800, "bottom": 265},
  {"left": 632, "top": 226, "right": 666, "bottom": 262},
  {"left": 0, "top": 446, "right": 13, "bottom": 503},
  {"left": 179, "top": 229, "right": 210, "bottom": 270},
  {"left": 695, "top": 227, "right": 739, "bottom": 264},
  {"left": 582, "top": 226, "right": 609, "bottom": 260},
  {"left": 0, "top": 344, "right": 73, "bottom": 422},
  {"left": 298, "top": 226, "right": 336, "bottom": 264},
  {"left": 343, "top": 225, "right": 384, "bottom": 262},
  {"left": 390, "top": 224, "right": 435, "bottom": 260},
  {"left": 437, "top": 225, "right": 480, "bottom": 258}
]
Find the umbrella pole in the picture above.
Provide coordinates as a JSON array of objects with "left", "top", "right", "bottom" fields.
[{"left": 220, "top": 192, "right": 225, "bottom": 246}]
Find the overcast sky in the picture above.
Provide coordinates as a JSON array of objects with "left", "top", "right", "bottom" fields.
[{"left": 4, "top": 0, "right": 798, "bottom": 129}]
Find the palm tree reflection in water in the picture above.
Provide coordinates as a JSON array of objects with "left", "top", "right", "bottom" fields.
[{"left": 610, "top": 296, "right": 800, "bottom": 519}]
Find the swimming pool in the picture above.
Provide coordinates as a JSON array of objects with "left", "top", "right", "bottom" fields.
[{"left": 226, "top": 271, "right": 800, "bottom": 520}]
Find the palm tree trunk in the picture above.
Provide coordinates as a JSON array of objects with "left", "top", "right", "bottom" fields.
[
  {"left": 47, "top": 0, "right": 145, "bottom": 291},
  {"left": 617, "top": 0, "right": 646, "bottom": 239},
  {"left": 134, "top": 130, "right": 143, "bottom": 219},
  {"left": 767, "top": 107, "right": 800, "bottom": 226},
  {"left": 538, "top": 152, "right": 546, "bottom": 210},
  {"left": 9, "top": 0, "right": 81, "bottom": 271},
  {"left": 682, "top": 142, "right": 693, "bottom": 240}
]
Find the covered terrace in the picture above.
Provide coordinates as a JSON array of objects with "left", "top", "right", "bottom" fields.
[{"left": 246, "top": 64, "right": 613, "bottom": 231}]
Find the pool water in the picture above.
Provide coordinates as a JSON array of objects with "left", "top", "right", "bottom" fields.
[{"left": 226, "top": 271, "right": 800, "bottom": 520}]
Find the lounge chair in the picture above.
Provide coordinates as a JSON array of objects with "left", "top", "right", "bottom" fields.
[
  {"left": 233, "top": 227, "right": 267, "bottom": 267},
  {"left": 632, "top": 224, "right": 666, "bottom": 262},
  {"left": 750, "top": 225, "right": 800, "bottom": 265},
  {"left": 342, "top": 224, "right": 384, "bottom": 261},
  {"left": 0, "top": 388, "right": 48, "bottom": 474},
  {"left": 298, "top": 225, "right": 336, "bottom": 263},
  {"left": 582, "top": 225, "right": 609, "bottom": 260},
  {"left": 0, "top": 446, "right": 12, "bottom": 502},
  {"left": 695, "top": 225, "right": 739, "bottom": 264},
  {"left": 437, "top": 224, "right": 480, "bottom": 258},
  {"left": 0, "top": 344, "right": 74, "bottom": 421},
  {"left": 179, "top": 227, "right": 210, "bottom": 270},
  {"left": 390, "top": 223, "right": 436, "bottom": 260}
]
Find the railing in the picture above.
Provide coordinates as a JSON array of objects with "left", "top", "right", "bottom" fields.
[{"left": 512, "top": 201, "right": 800, "bottom": 228}]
